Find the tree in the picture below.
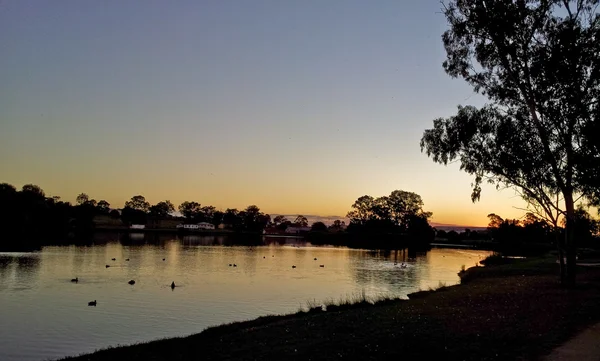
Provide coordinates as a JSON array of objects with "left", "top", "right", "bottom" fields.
[
  {"left": 272, "top": 215, "right": 288, "bottom": 226},
  {"left": 346, "top": 191, "right": 433, "bottom": 233},
  {"left": 124, "top": 195, "right": 150, "bottom": 213},
  {"left": 76, "top": 193, "right": 89, "bottom": 205},
  {"left": 294, "top": 215, "right": 309, "bottom": 227},
  {"left": 239, "top": 205, "right": 270, "bottom": 232},
  {"left": 178, "top": 201, "right": 202, "bottom": 222},
  {"left": 311, "top": 221, "right": 328, "bottom": 232},
  {"left": 109, "top": 209, "right": 120, "bottom": 219},
  {"left": 329, "top": 219, "right": 346, "bottom": 232},
  {"left": 149, "top": 200, "right": 175, "bottom": 218},
  {"left": 346, "top": 196, "right": 376, "bottom": 225},
  {"left": 21, "top": 184, "right": 45, "bottom": 198},
  {"left": 487, "top": 213, "right": 505, "bottom": 229},
  {"left": 420, "top": 0, "right": 600, "bottom": 286},
  {"left": 200, "top": 206, "right": 216, "bottom": 223},
  {"left": 97, "top": 200, "right": 110, "bottom": 214},
  {"left": 223, "top": 208, "right": 241, "bottom": 228},
  {"left": 212, "top": 211, "right": 224, "bottom": 227}
]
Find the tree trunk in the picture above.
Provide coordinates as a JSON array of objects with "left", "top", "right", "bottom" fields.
[
  {"left": 564, "top": 191, "right": 577, "bottom": 287},
  {"left": 556, "top": 228, "right": 566, "bottom": 285}
]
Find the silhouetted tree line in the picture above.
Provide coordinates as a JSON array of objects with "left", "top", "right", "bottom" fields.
[
  {"left": 0, "top": 183, "right": 109, "bottom": 239},
  {"left": 306, "top": 190, "right": 434, "bottom": 249},
  {"left": 345, "top": 190, "right": 434, "bottom": 241},
  {"left": 438, "top": 210, "right": 600, "bottom": 254}
]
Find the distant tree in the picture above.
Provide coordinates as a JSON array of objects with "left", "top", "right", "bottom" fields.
[
  {"left": 420, "top": 0, "right": 600, "bottom": 286},
  {"left": 272, "top": 215, "right": 288, "bottom": 226},
  {"left": 280, "top": 221, "right": 294, "bottom": 231},
  {"left": 346, "top": 196, "right": 376, "bottom": 225},
  {"left": 212, "top": 211, "right": 224, "bottom": 227},
  {"left": 97, "top": 200, "right": 110, "bottom": 214},
  {"left": 239, "top": 205, "right": 270, "bottom": 232},
  {"left": 329, "top": 219, "right": 346, "bottom": 232},
  {"left": 487, "top": 214, "right": 505, "bottom": 229},
  {"left": 76, "top": 193, "right": 89, "bottom": 205},
  {"left": 149, "top": 200, "right": 175, "bottom": 218},
  {"left": 294, "top": 215, "right": 309, "bottom": 227},
  {"left": 21, "top": 184, "right": 45, "bottom": 198},
  {"left": 124, "top": 195, "right": 150, "bottom": 213},
  {"left": 222, "top": 208, "right": 242, "bottom": 229},
  {"left": 109, "top": 209, "right": 121, "bottom": 219},
  {"left": 346, "top": 190, "right": 433, "bottom": 236},
  {"left": 311, "top": 221, "right": 328, "bottom": 232},
  {"left": 178, "top": 201, "right": 202, "bottom": 222},
  {"left": 446, "top": 230, "right": 459, "bottom": 242},
  {"left": 200, "top": 206, "right": 216, "bottom": 223},
  {"left": 436, "top": 229, "right": 448, "bottom": 239}
]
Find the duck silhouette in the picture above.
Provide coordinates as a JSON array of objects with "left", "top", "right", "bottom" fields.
[
  {"left": 292, "top": 265, "right": 296, "bottom": 268},
  {"left": 125, "top": 258, "right": 130, "bottom": 261},
  {"left": 171, "top": 281, "right": 176, "bottom": 289},
  {"left": 105, "top": 265, "right": 110, "bottom": 268},
  {"left": 319, "top": 265, "right": 325, "bottom": 268},
  {"left": 71, "top": 277, "right": 78, "bottom": 283},
  {"left": 88, "top": 300, "right": 97, "bottom": 306},
  {"left": 128, "top": 280, "right": 135, "bottom": 285},
  {"left": 111, "top": 258, "right": 116, "bottom": 261}
]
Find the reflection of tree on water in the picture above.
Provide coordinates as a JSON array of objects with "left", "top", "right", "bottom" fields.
[
  {"left": 0, "top": 255, "right": 42, "bottom": 287},
  {"left": 350, "top": 247, "right": 432, "bottom": 296}
]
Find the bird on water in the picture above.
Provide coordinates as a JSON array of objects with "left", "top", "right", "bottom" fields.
[
  {"left": 88, "top": 300, "right": 97, "bottom": 306},
  {"left": 71, "top": 277, "right": 78, "bottom": 283}
]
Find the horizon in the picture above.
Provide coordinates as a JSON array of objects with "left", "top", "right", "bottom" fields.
[{"left": 0, "top": 1, "right": 531, "bottom": 228}]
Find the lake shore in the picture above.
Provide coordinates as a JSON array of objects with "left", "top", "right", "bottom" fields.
[{"left": 59, "top": 255, "right": 600, "bottom": 361}]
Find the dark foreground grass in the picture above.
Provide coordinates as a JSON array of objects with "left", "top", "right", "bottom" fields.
[{"left": 59, "top": 257, "right": 600, "bottom": 361}]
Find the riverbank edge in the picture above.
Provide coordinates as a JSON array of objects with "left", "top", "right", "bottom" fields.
[{"left": 57, "top": 255, "right": 600, "bottom": 361}]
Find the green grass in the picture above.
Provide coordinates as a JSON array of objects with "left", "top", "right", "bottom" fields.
[{"left": 59, "top": 254, "right": 600, "bottom": 361}]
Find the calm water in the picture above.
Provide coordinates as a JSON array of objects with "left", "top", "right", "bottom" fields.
[{"left": 0, "top": 234, "right": 491, "bottom": 361}]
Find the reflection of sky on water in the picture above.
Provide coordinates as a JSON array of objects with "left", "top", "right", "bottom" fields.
[{"left": 0, "top": 234, "right": 491, "bottom": 361}]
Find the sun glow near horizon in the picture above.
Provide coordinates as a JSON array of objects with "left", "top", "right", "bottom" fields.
[{"left": 0, "top": 1, "right": 530, "bottom": 229}]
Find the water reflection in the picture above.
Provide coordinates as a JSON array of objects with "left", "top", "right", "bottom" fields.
[{"left": 0, "top": 237, "right": 491, "bottom": 361}]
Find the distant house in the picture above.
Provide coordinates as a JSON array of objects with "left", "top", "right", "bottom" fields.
[
  {"left": 285, "top": 226, "right": 311, "bottom": 234},
  {"left": 176, "top": 222, "right": 215, "bottom": 231},
  {"left": 197, "top": 222, "right": 215, "bottom": 230},
  {"left": 130, "top": 224, "right": 145, "bottom": 229}
]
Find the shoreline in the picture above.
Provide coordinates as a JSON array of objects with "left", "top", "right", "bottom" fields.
[{"left": 58, "top": 255, "right": 600, "bottom": 361}]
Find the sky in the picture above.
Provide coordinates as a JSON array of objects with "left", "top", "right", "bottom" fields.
[{"left": 0, "top": 1, "right": 530, "bottom": 227}]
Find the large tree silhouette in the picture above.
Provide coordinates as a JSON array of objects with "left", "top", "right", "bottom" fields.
[{"left": 420, "top": 0, "right": 600, "bottom": 286}]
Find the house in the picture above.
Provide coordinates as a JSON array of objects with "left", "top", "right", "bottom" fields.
[
  {"left": 197, "top": 222, "right": 215, "bottom": 230},
  {"left": 176, "top": 222, "right": 215, "bottom": 231},
  {"left": 130, "top": 224, "right": 145, "bottom": 229},
  {"left": 285, "top": 226, "right": 311, "bottom": 234}
]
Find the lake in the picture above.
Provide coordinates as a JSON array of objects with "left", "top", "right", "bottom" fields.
[{"left": 0, "top": 233, "right": 492, "bottom": 361}]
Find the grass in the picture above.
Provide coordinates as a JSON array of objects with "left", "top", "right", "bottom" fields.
[
  {"left": 58, "top": 254, "right": 600, "bottom": 361},
  {"left": 298, "top": 290, "right": 405, "bottom": 314}
]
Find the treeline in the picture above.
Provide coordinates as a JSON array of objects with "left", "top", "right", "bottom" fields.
[
  {"left": 484, "top": 209, "right": 599, "bottom": 251},
  {"left": 435, "top": 209, "right": 600, "bottom": 253},
  {"left": 308, "top": 190, "right": 435, "bottom": 248},
  {"left": 0, "top": 182, "right": 435, "bottom": 249}
]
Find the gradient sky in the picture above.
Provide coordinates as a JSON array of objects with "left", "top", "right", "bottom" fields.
[{"left": 0, "top": 1, "right": 530, "bottom": 227}]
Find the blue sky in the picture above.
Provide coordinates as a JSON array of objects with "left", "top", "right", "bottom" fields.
[{"left": 0, "top": 1, "right": 528, "bottom": 226}]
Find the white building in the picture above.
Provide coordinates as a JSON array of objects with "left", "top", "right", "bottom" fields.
[
  {"left": 197, "top": 222, "right": 215, "bottom": 230},
  {"left": 176, "top": 222, "right": 215, "bottom": 230},
  {"left": 130, "top": 224, "right": 145, "bottom": 229}
]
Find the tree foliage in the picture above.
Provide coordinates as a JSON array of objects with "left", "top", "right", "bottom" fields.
[
  {"left": 420, "top": 0, "right": 600, "bottom": 285},
  {"left": 346, "top": 190, "right": 433, "bottom": 240}
]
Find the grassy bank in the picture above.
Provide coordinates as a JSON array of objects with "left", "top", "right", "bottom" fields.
[{"left": 59, "top": 256, "right": 600, "bottom": 361}]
